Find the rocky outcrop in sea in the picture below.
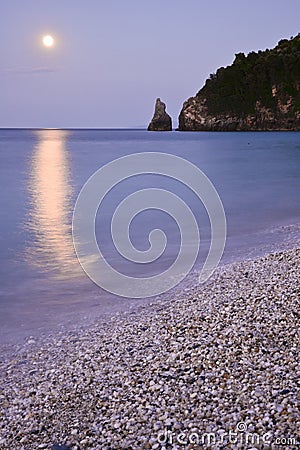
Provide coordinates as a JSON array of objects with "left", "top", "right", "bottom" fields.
[
  {"left": 178, "top": 34, "right": 300, "bottom": 131},
  {"left": 178, "top": 96, "right": 300, "bottom": 131},
  {"left": 148, "top": 98, "right": 172, "bottom": 131}
]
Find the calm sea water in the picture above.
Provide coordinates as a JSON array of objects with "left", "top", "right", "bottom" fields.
[{"left": 0, "top": 129, "right": 300, "bottom": 344}]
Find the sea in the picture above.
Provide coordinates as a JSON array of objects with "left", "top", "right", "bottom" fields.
[{"left": 0, "top": 129, "right": 299, "bottom": 345}]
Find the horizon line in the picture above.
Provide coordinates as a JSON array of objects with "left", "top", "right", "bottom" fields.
[{"left": 0, "top": 126, "right": 150, "bottom": 130}]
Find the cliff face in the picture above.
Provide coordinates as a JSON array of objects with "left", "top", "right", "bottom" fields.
[
  {"left": 178, "top": 34, "right": 300, "bottom": 131},
  {"left": 148, "top": 98, "right": 172, "bottom": 131}
]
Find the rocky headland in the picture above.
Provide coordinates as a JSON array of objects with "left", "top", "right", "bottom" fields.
[
  {"left": 178, "top": 34, "right": 300, "bottom": 131},
  {"left": 148, "top": 98, "right": 172, "bottom": 131}
]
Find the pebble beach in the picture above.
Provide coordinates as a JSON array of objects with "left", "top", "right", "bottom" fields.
[{"left": 0, "top": 247, "right": 299, "bottom": 450}]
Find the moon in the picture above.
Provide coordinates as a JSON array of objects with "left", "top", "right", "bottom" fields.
[{"left": 43, "top": 35, "right": 54, "bottom": 47}]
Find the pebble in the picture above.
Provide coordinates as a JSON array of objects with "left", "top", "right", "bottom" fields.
[
  {"left": 52, "top": 445, "right": 71, "bottom": 450},
  {"left": 0, "top": 247, "right": 299, "bottom": 449}
]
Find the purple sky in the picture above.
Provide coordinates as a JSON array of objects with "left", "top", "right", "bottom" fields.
[{"left": 0, "top": 0, "right": 299, "bottom": 128}]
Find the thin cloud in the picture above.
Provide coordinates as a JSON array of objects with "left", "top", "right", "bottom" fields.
[{"left": 0, "top": 66, "right": 56, "bottom": 74}]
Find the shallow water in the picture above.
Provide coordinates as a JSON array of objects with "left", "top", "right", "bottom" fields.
[{"left": 0, "top": 129, "right": 299, "bottom": 344}]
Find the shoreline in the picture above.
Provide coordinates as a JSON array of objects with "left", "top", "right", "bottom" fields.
[
  {"left": 1, "top": 221, "right": 300, "bottom": 351},
  {"left": 1, "top": 246, "right": 299, "bottom": 449}
]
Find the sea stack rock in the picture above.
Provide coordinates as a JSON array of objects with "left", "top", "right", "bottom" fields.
[{"left": 148, "top": 98, "right": 172, "bottom": 131}]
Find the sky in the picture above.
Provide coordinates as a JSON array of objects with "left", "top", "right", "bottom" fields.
[{"left": 0, "top": 0, "right": 299, "bottom": 128}]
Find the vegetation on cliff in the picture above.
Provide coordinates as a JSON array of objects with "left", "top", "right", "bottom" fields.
[{"left": 179, "top": 34, "right": 300, "bottom": 131}]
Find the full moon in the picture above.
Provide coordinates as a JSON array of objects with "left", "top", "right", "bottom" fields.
[{"left": 42, "top": 35, "right": 54, "bottom": 47}]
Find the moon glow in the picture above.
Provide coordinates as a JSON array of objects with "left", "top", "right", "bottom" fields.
[{"left": 43, "top": 35, "right": 54, "bottom": 47}]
